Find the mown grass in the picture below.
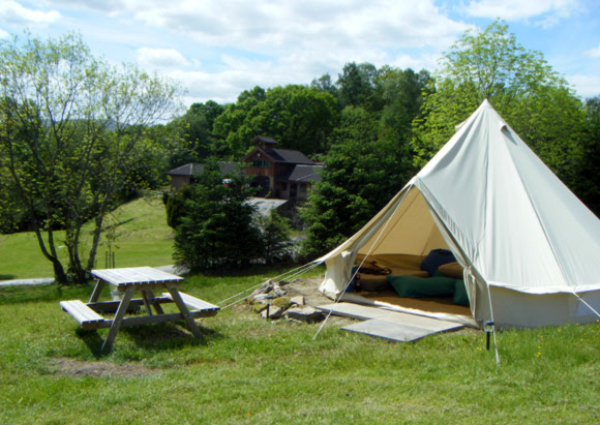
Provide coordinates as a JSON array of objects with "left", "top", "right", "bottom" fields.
[
  {"left": 0, "top": 196, "right": 174, "bottom": 280},
  {"left": 1, "top": 269, "right": 600, "bottom": 424}
]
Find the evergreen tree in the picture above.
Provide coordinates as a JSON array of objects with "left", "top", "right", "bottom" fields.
[
  {"left": 301, "top": 66, "right": 430, "bottom": 258},
  {"left": 302, "top": 107, "right": 407, "bottom": 257},
  {"left": 255, "top": 210, "right": 292, "bottom": 265},
  {"left": 171, "top": 159, "right": 261, "bottom": 271}
]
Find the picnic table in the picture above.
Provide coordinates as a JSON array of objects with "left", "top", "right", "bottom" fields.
[{"left": 60, "top": 267, "right": 219, "bottom": 351}]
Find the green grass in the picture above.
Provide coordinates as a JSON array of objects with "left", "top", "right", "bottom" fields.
[
  {"left": 0, "top": 196, "right": 174, "bottom": 280},
  {"left": 2, "top": 197, "right": 600, "bottom": 422},
  {"left": 1, "top": 270, "right": 600, "bottom": 424}
]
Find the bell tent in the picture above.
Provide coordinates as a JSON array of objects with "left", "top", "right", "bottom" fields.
[{"left": 316, "top": 100, "right": 600, "bottom": 328}]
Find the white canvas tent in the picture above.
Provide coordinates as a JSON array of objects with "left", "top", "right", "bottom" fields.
[{"left": 317, "top": 100, "right": 600, "bottom": 328}]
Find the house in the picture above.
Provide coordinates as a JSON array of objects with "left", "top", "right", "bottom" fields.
[
  {"left": 244, "top": 136, "right": 322, "bottom": 200},
  {"left": 166, "top": 162, "right": 238, "bottom": 190},
  {"left": 167, "top": 136, "right": 322, "bottom": 200}
]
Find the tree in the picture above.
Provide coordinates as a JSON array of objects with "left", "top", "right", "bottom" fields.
[
  {"left": 573, "top": 96, "right": 600, "bottom": 216},
  {"left": 168, "top": 101, "right": 225, "bottom": 168},
  {"left": 336, "top": 62, "right": 380, "bottom": 111},
  {"left": 255, "top": 209, "right": 292, "bottom": 265},
  {"left": 412, "top": 20, "right": 585, "bottom": 188},
  {"left": 0, "top": 32, "right": 181, "bottom": 284},
  {"left": 171, "top": 159, "right": 262, "bottom": 271},
  {"left": 302, "top": 66, "right": 431, "bottom": 257},
  {"left": 302, "top": 106, "right": 404, "bottom": 256},
  {"left": 213, "top": 85, "right": 338, "bottom": 157},
  {"left": 212, "top": 86, "right": 266, "bottom": 156},
  {"left": 310, "top": 73, "right": 338, "bottom": 98}
]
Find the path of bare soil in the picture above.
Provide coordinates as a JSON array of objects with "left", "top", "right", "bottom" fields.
[{"left": 48, "top": 358, "right": 156, "bottom": 378}]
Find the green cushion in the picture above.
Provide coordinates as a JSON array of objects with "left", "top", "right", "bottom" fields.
[
  {"left": 387, "top": 275, "right": 456, "bottom": 298},
  {"left": 453, "top": 280, "right": 470, "bottom": 306}
]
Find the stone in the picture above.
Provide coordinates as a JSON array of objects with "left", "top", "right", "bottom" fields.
[
  {"left": 252, "top": 293, "right": 275, "bottom": 302},
  {"left": 272, "top": 283, "right": 286, "bottom": 297},
  {"left": 260, "top": 305, "right": 286, "bottom": 320},
  {"left": 284, "top": 306, "right": 325, "bottom": 323},
  {"left": 290, "top": 296, "right": 304, "bottom": 306},
  {"left": 252, "top": 303, "right": 268, "bottom": 314},
  {"left": 251, "top": 280, "right": 274, "bottom": 298},
  {"left": 271, "top": 297, "right": 291, "bottom": 308}
]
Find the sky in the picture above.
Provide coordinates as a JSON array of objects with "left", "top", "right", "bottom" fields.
[{"left": 0, "top": 0, "right": 599, "bottom": 107}]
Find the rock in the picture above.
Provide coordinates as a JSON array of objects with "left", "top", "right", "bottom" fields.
[
  {"left": 252, "top": 293, "right": 275, "bottom": 302},
  {"left": 251, "top": 280, "right": 274, "bottom": 298},
  {"left": 260, "top": 305, "right": 286, "bottom": 320},
  {"left": 272, "top": 283, "right": 286, "bottom": 297},
  {"left": 252, "top": 303, "right": 268, "bottom": 314},
  {"left": 271, "top": 297, "right": 291, "bottom": 308},
  {"left": 290, "top": 296, "right": 304, "bottom": 306},
  {"left": 284, "top": 306, "right": 325, "bottom": 323}
]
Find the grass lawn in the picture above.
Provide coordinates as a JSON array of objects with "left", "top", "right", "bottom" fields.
[
  {"left": 0, "top": 196, "right": 175, "bottom": 280},
  {"left": 1, "top": 268, "right": 600, "bottom": 424}
]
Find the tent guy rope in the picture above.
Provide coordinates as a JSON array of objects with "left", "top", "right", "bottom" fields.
[{"left": 218, "top": 262, "right": 321, "bottom": 310}]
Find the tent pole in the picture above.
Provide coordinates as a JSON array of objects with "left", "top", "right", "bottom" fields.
[
  {"left": 481, "top": 273, "right": 500, "bottom": 366},
  {"left": 571, "top": 290, "right": 600, "bottom": 320}
]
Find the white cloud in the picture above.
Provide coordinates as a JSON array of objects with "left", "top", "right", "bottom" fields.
[
  {"left": 43, "top": 0, "right": 468, "bottom": 55},
  {"left": 464, "top": 0, "right": 577, "bottom": 25},
  {"left": 136, "top": 47, "right": 190, "bottom": 70},
  {"left": 584, "top": 44, "right": 600, "bottom": 59},
  {"left": 567, "top": 74, "right": 600, "bottom": 99},
  {"left": 0, "top": 28, "right": 10, "bottom": 38},
  {"left": 45, "top": 0, "right": 126, "bottom": 13},
  {"left": 134, "top": 1, "right": 469, "bottom": 55},
  {"left": 0, "top": 1, "right": 60, "bottom": 26},
  {"left": 33, "top": 0, "right": 474, "bottom": 104},
  {"left": 88, "top": 0, "right": 468, "bottom": 104}
]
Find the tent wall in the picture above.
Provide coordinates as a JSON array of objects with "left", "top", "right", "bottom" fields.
[
  {"left": 357, "top": 188, "right": 449, "bottom": 257},
  {"left": 475, "top": 285, "right": 600, "bottom": 328}
]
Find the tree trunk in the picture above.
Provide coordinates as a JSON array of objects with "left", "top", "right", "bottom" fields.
[
  {"left": 51, "top": 257, "right": 70, "bottom": 285},
  {"left": 33, "top": 227, "right": 69, "bottom": 284},
  {"left": 87, "top": 214, "right": 104, "bottom": 272}
]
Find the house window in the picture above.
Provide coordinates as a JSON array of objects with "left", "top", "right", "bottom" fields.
[
  {"left": 252, "top": 160, "right": 269, "bottom": 168},
  {"left": 299, "top": 184, "right": 307, "bottom": 193},
  {"left": 281, "top": 182, "right": 288, "bottom": 190}
]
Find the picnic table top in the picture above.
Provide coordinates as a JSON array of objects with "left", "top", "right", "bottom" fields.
[{"left": 91, "top": 267, "right": 184, "bottom": 287}]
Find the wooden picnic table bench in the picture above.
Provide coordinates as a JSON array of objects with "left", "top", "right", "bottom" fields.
[{"left": 60, "top": 267, "right": 219, "bottom": 351}]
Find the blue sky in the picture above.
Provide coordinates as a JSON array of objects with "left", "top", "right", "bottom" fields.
[{"left": 1, "top": 0, "right": 598, "bottom": 107}]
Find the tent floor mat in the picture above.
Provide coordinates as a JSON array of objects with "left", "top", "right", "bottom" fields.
[
  {"left": 358, "top": 291, "right": 471, "bottom": 316},
  {"left": 317, "top": 303, "right": 465, "bottom": 342}
]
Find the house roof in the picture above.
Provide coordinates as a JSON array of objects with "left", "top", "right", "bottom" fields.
[
  {"left": 167, "top": 162, "right": 239, "bottom": 176},
  {"left": 267, "top": 148, "right": 315, "bottom": 165},
  {"left": 277, "top": 165, "right": 323, "bottom": 183}
]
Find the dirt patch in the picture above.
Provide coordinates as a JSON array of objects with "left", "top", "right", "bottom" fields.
[
  {"left": 249, "top": 275, "right": 356, "bottom": 326},
  {"left": 48, "top": 358, "right": 156, "bottom": 378},
  {"left": 280, "top": 276, "right": 332, "bottom": 307}
]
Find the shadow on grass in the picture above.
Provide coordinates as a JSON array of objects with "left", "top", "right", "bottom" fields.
[
  {"left": 75, "top": 329, "right": 105, "bottom": 357},
  {"left": 0, "top": 283, "right": 89, "bottom": 305},
  {"left": 0, "top": 274, "right": 16, "bottom": 280},
  {"left": 77, "top": 322, "right": 223, "bottom": 357}
]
